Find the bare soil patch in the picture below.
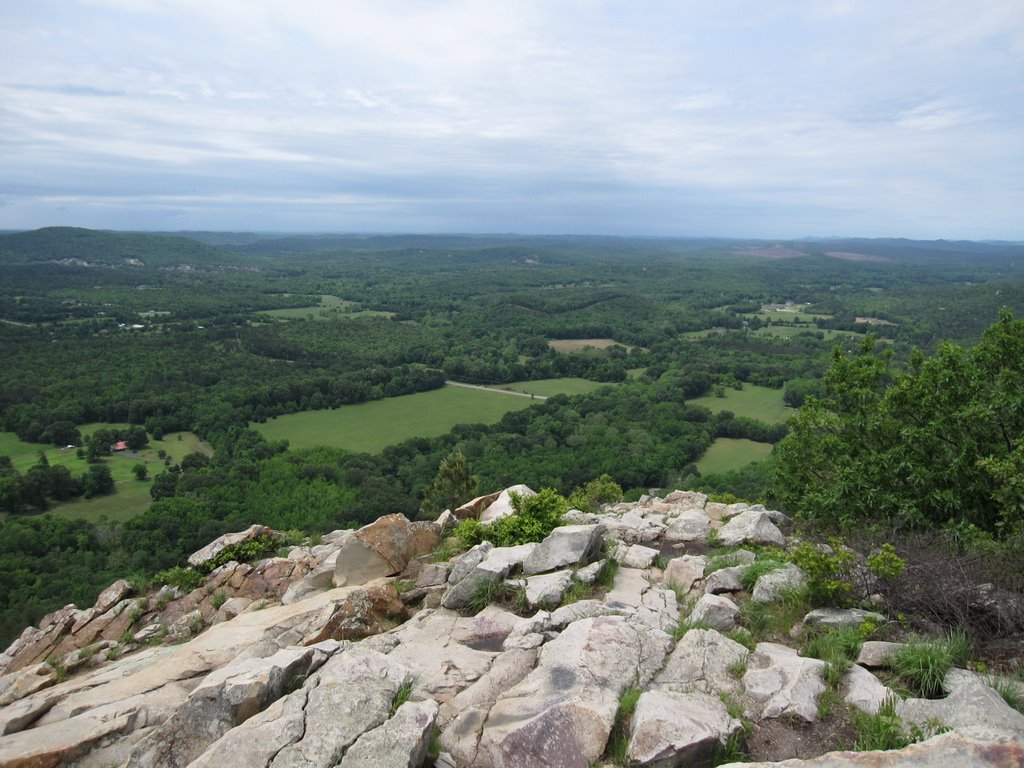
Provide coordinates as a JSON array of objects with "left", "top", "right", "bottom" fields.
[
  {"left": 826, "top": 251, "right": 891, "bottom": 263},
  {"left": 547, "top": 338, "right": 631, "bottom": 352}
]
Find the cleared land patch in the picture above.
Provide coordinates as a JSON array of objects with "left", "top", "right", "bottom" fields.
[
  {"left": 547, "top": 338, "right": 631, "bottom": 352},
  {"left": 753, "top": 326, "right": 863, "bottom": 340},
  {"left": 689, "top": 385, "right": 794, "bottom": 424},
  {"left": 260, "top": 295, "right": 396, "bottom": 321},
  {"left": 696, "top": 437, "right": 773, "bottom": 475},
  {"left": 497, "top": 377, "right": 607, "bottom": 397},
  {"left": 254, "top": 385, "right": 534, "bottom": 453}
]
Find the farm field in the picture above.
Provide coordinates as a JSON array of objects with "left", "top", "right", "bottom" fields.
[
  {"left": 254, "top": 384, "right": 535, "bottom": 453},
  {"left": 0, "top": 428, "right": 212, "bottom": 523},
  {"left": 259, "top": 295, "right": 395, "bottom": 321},
  {"left": 498, "top": 377, "right": 607, "bottom": 397},
  {"left": 696, "top": 438, "right": 774, "bottom": 475},
  {"left": 547, "top": 338, "right": 631, "bottom": 352},
  {"left": 689, "top": 385, "right": 794, "bottom": 425},
  {"left": 753, "top": 325, "right": 863, "bottom": 340},
  {"left": 742, "top": 311, "right": 833, "bottom": 322}
]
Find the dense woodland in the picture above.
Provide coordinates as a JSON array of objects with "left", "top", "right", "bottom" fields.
[{"left": 1, "top": 227, "right": 1022, "bottom": 645}]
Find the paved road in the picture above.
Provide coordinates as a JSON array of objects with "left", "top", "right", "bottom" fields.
[{"left": 445, "top": 380, "right": 548, "bottom": 400}]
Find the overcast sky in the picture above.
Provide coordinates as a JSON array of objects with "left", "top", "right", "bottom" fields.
[{"left": 1, "top": 1, "right": 1022, "bottom": 238}]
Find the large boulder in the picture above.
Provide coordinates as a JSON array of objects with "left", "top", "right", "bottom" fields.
[
  {"left": 188, "top": 524, "right": 285, "bottom": 568},
  {"left": 716, "top": 510, "right": 786, "bottom": 548},
  {"left": 475, "top": 616, "right": 671, "bottom": 768},
  {"left": 523, "top": 524, "right": 604, "bottom": 575},
  {"left": 843, "top": 663, "right": 892, "bottom": 715},
  {"left": 480, "top": 485, "right": 536, "bottom": 525},
  {"left": 627, "top": 690, "right": 743, "bottom": 767},
  {"left": 338, "top": 699, "right": 439, "bottom": 768},
  {"left": 334, "top": 515, "right": 440, "bottom": 588},
  {"left": 662, "top": 555, "right": 707, "bottom": 594},
  {"left": 689, "top": 594, "right": 739, "bottom": 632},
  {"left": 743, "top": 642, "right": 827, "bottom": 723},
  {"left": 898, "top": 668, "right": 1024, "bottom": 735},
  {"left": 653, "top": 628, "right": 749, "bottom": 697},
  {"left": 751, "top": 564, "right": 807, "bottom": 603}
]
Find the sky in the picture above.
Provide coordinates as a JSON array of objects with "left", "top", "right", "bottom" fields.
[{"left": 1, "top": 1, "right": 1022, "bottom": 239}]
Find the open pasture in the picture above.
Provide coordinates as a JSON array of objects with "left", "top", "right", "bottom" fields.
[
  {"left": 689, "top": 385, "right": 793, "bottom": 424},
  {"left": 696, "top": 438, "right": 773, "bottom": 475}
]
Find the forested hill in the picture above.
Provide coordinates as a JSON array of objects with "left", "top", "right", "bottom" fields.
[{"left": 0, "top": 227, "right": 237, "bottom": 267}]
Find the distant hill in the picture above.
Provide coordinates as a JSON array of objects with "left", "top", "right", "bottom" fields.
[{"left": 0, "top": 227, "right": 236, "bottom": 267}]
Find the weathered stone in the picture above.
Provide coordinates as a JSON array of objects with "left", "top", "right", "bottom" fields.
[
  {"left": 214, "top": 597, "right": 252, "bottom": 623},
  {"left": 689, "top": 594, "right": 739, "bottom": 632},
  {"left": 664, "top": 510, "right": 712, "bottom": 542},
  {"left": 804, "top": 608, "right": 885, "bottom": 630},
  {"left": 281, "top": 555, "right": 337, "bottom": 604},
  {"left": 482, "top": 543, "right": 538, "bottom": 574},
  {"left": 300, "top": 584, "right": 407, "bottom": 644},
  {"left": 898, "top": 668, "right": 1024, "bottom": 735},
  {"left": 0, "top": 662, "right": 58, "bottom": 706},
  {"left": 856, "top": 640, "right": 903, "bottom": 668},
  {"left": 718, "top": 727, "right": 1024, "bottom": 767},
  {"left": 524, "top": 570, "right": 574, "bottom": 607},
  {"left": 663, "top": 490, "right": 708, "bottom": 508},
  {"left": 704, "top": 565, "right": 745, "bottom": 594},
  {"left": 441, "top": 554, "right": 510, "bottom": 611},
  {"left": 743, "top": 642, "right": 827, "bottom": 722},
  {"left": 415, "top": 562, "right": 451, "bottom": 588},
  {"left": 653, "top": 628, "right": 749, "bottom": 696},
  {"left": 636, "top": 587, "right": 682, "bottom": 634},
  {"left": 717, "top": 510, "right": 786, "bottom": 548},
  {"left": 340, "top": 699, "right": 439, "bottom": 768},
  {"left": 844, "top": 663, "right": 892, "bottom": 715},
  {"left": 606, "top": 566, "right": 648, "bottom": 611},
  {"left": 126, "top": 645, "right": 319, "bottom": 767},
  {"left": 333, "top": 530, "right": 395, "bottom": 587},
  {"left": 751, "top": 564, "right": 807, "bottom": 603},
  {"left": 132, "top": 622, "right": 164, "bottom": 643},
  {"left": 617, "top": 543, "right": 660, "bottom": 569},
  {"left": 523, "top": 524, "right": 604, "bottom": 575},
  {"left": 188, "top": 524, "right": 284, "bottom": 568},
  {"left": 452, "top": 605, "right": 520, "bottom": 651},
  {"left": 448, "top": 542, "right": 494, "bottom": 585},
  {"left": 627, "top": 690, "right": 742, "bottom": 768},
  {"left": 453, "top": 489, "right": 503, "bottom": 520},
  {"left": 355, "top": 513, "right": 438, "bottom": 573},
  {"left": 548, "top": 600, "right": 622, "bottom": 631},
  {"left": 476, "top": 616, "right": 671, "bottom": 768},
  {"left": 662, "top": 555, "right": 707, "bottom": 594},
  {"left": 575, "top": 560, "right": 605, "bottom": 584},
  {"left": 480, "top": 485, "right": 536, "bottom": 525},
  {"left": 96, "top": 579, "right": 134, "bottom": 613}
]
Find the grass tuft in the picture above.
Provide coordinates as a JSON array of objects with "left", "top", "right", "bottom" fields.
[
  {"left": 605, "top": 687, "right": 641, "bottom": 766},
  {"left": 889, "top": 632, "right": 973, "bottom": 698},
  {"left": 391, "top": 680, "right": 413, "bottom": 715}
]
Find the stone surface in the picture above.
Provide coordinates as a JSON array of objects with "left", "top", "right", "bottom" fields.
[
  {"left": 441, "top": 550, "right": 512, "bottom": 611},
  {"left": 653, "top": 628, "right": 749, "bottom": 696},
  {"left": 355, "top": 513, "right": 439, "bottom": 574},
  {"left": 188, "top": 524, "right": 284, "bottom": 568},
  {"left": 606, "top": 566, "right": 649, "bottom": 611},
  {"left": 475, "top": 616, "right": 670, "bottom": 768},
  {"left": 662, "top": 555, "right": 706, "bottom": 594},
  {"left": 704, "top": 565, "right": 745, "bottom": 594},
  {"left": 689, "top": 593, "right": 739, "bottom": 632},
  {"left": 524, "top": 570, "right": 574, "bottom": 607},
  {"left": 0, "top": 662, "right": 57, "bottom": 706},
  {"left": 480, "top": 485, "right": 536, "bottom": 525},
  {"left": 743, "top": 642, "right": 827, "bottom": 722},
  {"left": 282, "top": 556, "right": 337, "bottom": 604},
  {"left": 664, "top": 510, "right": 712, "bottom": 542},
  {"left": 627, "top": 690, "right": 742, "bottom": 768},
  {"left": 803, "top": 608, "right": 885, "bottom": 630},
  {"left": 898, "top": 668, "right": 1024, "bottom": 735},
  {"left": 415, "top": 562, "right": 451, "bottom": 588},
  {"left": 333, "top": 530, "right": 397, "bottom": 587},
  {"left": 856, "top": 641, "right": 903, "bottom": 669},
  {"left": 617, "top": 543, "right": 660, "bottom": 569},
  {"left": 575, "top": 559, "right": 605, "bottom": 584},
  {"left": 522, "top": 524, "right": 604, "bottom": 575},
  {"left": 751, "top": 564, "right": 807, "bottom": 603},
  {"left": 339, "top": 699, "right": 439, "bottom": 768},
  {"left": 844, "top": 663, "right": 892, "bottom": 715},
  {"left": 717, "top": 510, "right": 786, "bottom": 548},
  {"left": 95, "top": 579, "right": 134, "bottom": 613}
]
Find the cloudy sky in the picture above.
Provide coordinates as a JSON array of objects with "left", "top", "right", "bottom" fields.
[{"left": 1, "top": 1, "right": 1022, "bottom": 238}]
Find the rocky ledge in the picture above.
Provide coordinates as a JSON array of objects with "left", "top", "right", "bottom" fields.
[{"left": 0, "top": 489, "right": 1021, "bottom": 767}]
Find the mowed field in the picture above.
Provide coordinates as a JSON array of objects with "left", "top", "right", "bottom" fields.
[
  {"left": 259, "top": 295, "right": 395, "bottom": 321},
  {"left": 696, "top": 438, "right": 774, "bottom": 475},
  {"left": 497, "top": 378, "right": 607, "bottom": 397},
  {"left": 0, "top": 427, "right": 212, "bottom": 523},
  {"left": 254, "top": 384, "right": 535, "bottom": 453},
  {"left": 547, "top": 338, "right": 631, "bottom": 352},
  {"left": 689, "top": 385, "right": 794, "bottom": 424}
]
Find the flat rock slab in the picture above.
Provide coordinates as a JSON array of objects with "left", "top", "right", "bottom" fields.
[
  {"left": 704, "top": 566, "right": 745, "bottom": 594},
  {"left": 523, "top": 570, "right": 574, "bottom": 608},
  {"left": 898, "top": 668, "right": 1024, "bottom": 735},
  {"left": 653, "top": 628, "right": 749, "bottom": 696},
  {"left": 663, "top": 510, "right": 712, "bottom": 542},
  {"left": 804, "top": 608, "right": 885, "bottom": 630},
  {"left": 339, "top": 699, "right": 439, "bottom": 768},
  {"left": 627, "top": 690, "right": 742, "bottom": 768},
  {"left": 743, "top": 642, "right": 826, "bottom": 723},
  {"left": 606, "top": 567, "right": 648, "bottom": 610},
  {"left": 523, "top": 524, "right": 604, "bottom": 575},
  {"left": 617, "top": 543, "right": 660, "bottom": 569},
  {"left": 856, "top": 641, "right": 903, "bottom": 668}
]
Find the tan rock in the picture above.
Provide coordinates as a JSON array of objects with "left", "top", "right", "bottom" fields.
[{"left": 188, "top": 524, "right": 284, "bottom": 568}]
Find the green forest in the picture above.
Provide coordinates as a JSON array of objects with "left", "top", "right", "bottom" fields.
[{"left": 1, "top": 227, "right": 1022, "bottom": 645}]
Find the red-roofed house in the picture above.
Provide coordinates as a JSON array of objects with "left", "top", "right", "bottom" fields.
[{"left": 113, "top": 441, "right": 128, "bottom": 452}]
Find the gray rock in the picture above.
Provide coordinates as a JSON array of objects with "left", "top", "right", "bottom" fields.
[
  {"left": 663, "top": 490, "right": 708, "bottom": 508},
  {"left": 414, "top": 563, "right": 450, "bottom": 588},
  {"left": 215, "top": 597, "right": 253, "bottom": 623},
  {"left": 689, "top": 594, "right": 739, "bottom": 632},
  {"left": 704, "top": 565, "right": 745, "bottom": 594},
  {"left": 448, "top": 542, "right": 494, "bottom": 585},
  {"left": 282, "top": 557, "right": 337, "bottom": 604},
  {"left": 898, "top": 668, "right": 1024, "bottom": 735},
  {"left": 617, "top": 543, "right": 660, "bottom": 569},
  {"left": 441, "top": 549, "right": 511, "bottom": 611},
  {"left": 524, "top": 570, "right": 574, "bottom": 607},
  {"left": 476, "top": 616, "right": 670, "bottom": 768},
  {"left": 606, "top": 566, "right": 649, "bottom": 610},
  {"left": 856, "top": 640, "right": 903, "bottom": 668},
  {"left": 189, "top": 524, "right": 284, "bottom": 568},
  {"left": 804, "top": 608, "right": 885, "bottom": 630},
  {"left": 751, "top": 564, "right": 807, "bottom": 603},
  {"left": 548, "top": 600, "right": 623, "bottom": 630},
  {"left": 743, "top": 642, "right": 827, "bottom": 722},
  {"left": 636, "top": 587, "right": 681, "bottom": 634},
  {"left": 844, "top": 663, "right": 893, "bottom": 714},
  {"left": 717, "top": 510, "right": 786, "bottom": 548},
  {"left": 523, "top": 524, "right": 604, "bottom": 575},
  {"left": 664, "top": 510, "right": 712, "bottom": 542},
  {"left": 0, "top": 662, "right": 57, "bottom": 707},
  {"left": 482, "top": 542, "right": 538, "bottom": 574},
  {"left": 575, "top": 559, "right": 605, "bottom": 584},
  {"left": 333, "top": 530, "right": 397, "bottom": 588},
  {"left": 452, "top": 604, "right": 520, "bottom": 650},
  {"left": 480, "top": 485, "right": 536, "bottom": 525},
  {"left": 627, "top": 690, "right": 742, "bottom": 767},
  {"left": 653, "top": 628, "right": 749, "bottom": 696},
  {"left": 662, "top": 555, "right": 706, "bottom": 594},
  {"left": 718, "top": 726, "right": 1024, "bottom": 767},
  {"left": 340, "top": 699, "right": 439, "bottom": 768}
]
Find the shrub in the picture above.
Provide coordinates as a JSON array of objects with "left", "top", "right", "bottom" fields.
[
  {"left": 196, "top": 533, "right": 281, "bottom": 574},
  {"left": 867, "top": 543, "right": 906, "bottom": 581},
  {"left": 487, "top": 488, "right": 569, "bottom": 547},
  {"left": 568, "top": 474, "right": 622, "bottom": 512},
  {"left": 452, "top": 518, "right": 485, "bottom": 549},
  {"left": 153, "top": 566, "right": 204, "bottom": 592},
  {"left": 790, "top": 537, "right": 857, "bottom": 607}
]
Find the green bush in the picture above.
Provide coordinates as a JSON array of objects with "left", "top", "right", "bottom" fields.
[
  {"left": 568, "top": 474, "right": 622, "bottom": 512},
  {"left": 153, "top": 566, "right": 205, "bottom": 592},
  {"left": 197, "top": 534, "right": 282, "bottom": 574},
  {"left": 790, "top": 537, "right": 857, "bottom": 606},
  {"left": 852, "top": 697, "right": 911, "bottom": 751},
  {"left": 867, "top": 544, "right": 906, "bottom": 581},
  {"left": 452, "top": 518, "right": 485, "bottom": 549}
]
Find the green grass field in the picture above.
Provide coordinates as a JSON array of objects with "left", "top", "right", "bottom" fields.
[
  {"left": 497, "top": 378, "right": 608, "bottom": 397},
  {"left": 741, "top": 311, "right": 833, "bottom": 322},
  {"left": 752, "top": 325, "right": 863, "bottom": 340},
  {"left": 0, "top": 427, "right": 212, "bottom": 523},
  {"left": 696, "top": 438, "right": 774, "bottom": 475},
  {"left": 254, "top": 385, "right": 536, "bottom": 453},
  {"left": 689, "top": 385, "right": 794, "bottom": 424},
  {"left": 260, "top": 296, "right": 395, "bottom": 321}
]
